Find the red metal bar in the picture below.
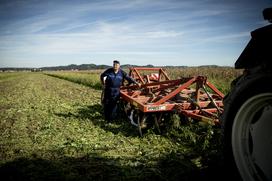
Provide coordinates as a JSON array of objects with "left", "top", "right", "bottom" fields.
[
  {"left": 153, "top": 77, "right": 196, "bottom": 105},
  {"left": 146, "top": 75, "right": 150, "bottom": 83},
  {"left": 175, "top": 101, "right": 223, "bottom": 110},
  {"left": 130, "top": 67, "right": 163, "bottom": 71},
  {"left": 180, "top": 110, "right": 220, "bottom": 125},
  {"left": 131, "top": 68, "right": 145, "bottom": 84},
  {"left": 160, "top": 68, "right": 170, "bottom": 80},
  {"left": 129, "top": 67, "right": 170, "bottom": 83},
  {"left": 206, "top": 81, "right": 224, "bottom": 98},
  {"left": 120, "top": 91, "right": 146, "bottom": 112},
  {"left": 195, "top": 79, "right": 201, "bottom": 103},
  {"left": 121, "top": 79, "right": 184, "bottom": 90},
  {"left": 154, "top": 78, "right": 192, "bottom": 93}
]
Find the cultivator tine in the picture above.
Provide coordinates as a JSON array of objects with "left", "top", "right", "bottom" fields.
[
  {"left": 129, "top": 110, "right": 138, "bottom": 126},
  {"left": 154, "top": 113, "right": 162, "bottom": 134},
  {"left": 137, "top": 116, "right": 143, "bottom": 137},
  {"left": 202, "top": 85, "right": 222, "bottom": 114}
]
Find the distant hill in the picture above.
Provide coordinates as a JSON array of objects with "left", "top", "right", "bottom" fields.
[
  {"left": 40, "top": 64, "right": 111, "bottom": 71},
  {"left": 0, "top": 63, "right": 229, "bottom": 72},
  {"left": 0, "top": 63, "right": 157, "bottom": 71},
  {"left": 40, "top": 64, "right": 159, "bottom": 71}
]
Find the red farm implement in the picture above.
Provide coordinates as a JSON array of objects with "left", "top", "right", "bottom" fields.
[{"left": 120, "top": 67, "right": 224, "bottom": 136}]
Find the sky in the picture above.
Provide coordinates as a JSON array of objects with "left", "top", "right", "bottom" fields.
[{"left": 0, "top": 0, "right": 271, "bottom": 68}]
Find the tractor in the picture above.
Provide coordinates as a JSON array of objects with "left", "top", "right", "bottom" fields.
[{"left": 221, "top": 7, "right": 272, "bottom": 181}]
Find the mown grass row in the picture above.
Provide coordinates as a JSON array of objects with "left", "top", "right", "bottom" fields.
[{"left": 44, "top": 71, "right": 103, "bottom": 90}]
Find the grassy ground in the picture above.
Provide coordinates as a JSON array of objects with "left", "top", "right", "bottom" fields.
[{"left": 0, "top": 71, "right": 229, "bottom": 180}]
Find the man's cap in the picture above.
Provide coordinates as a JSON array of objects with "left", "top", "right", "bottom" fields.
[{"left": 113, "top": 60, "right": 120, "bottom": 64}]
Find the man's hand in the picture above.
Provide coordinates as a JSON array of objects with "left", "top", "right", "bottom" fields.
[{"left": 136, "top": 82, "right": 141, "bottom": 88}]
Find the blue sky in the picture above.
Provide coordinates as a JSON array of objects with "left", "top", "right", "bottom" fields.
[{"left": 0, "top": 0, "right": 271, "bottom": 68}]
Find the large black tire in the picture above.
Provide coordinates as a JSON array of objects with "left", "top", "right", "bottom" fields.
[{"left": 221, "top": 70, "right": 272, "bottom": 180}]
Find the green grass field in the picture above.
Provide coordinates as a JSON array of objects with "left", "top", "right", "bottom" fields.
[{"left": 0, "top": 68, "right": 240, "bottom": 180}]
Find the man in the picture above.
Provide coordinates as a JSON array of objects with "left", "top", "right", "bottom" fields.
[{"left": 100, "top": 60, "right": 140, "bottom": 121}]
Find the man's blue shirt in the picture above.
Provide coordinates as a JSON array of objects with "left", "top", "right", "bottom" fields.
[{"left": 100, "top": 68, "right": 136, "bottom": 101}]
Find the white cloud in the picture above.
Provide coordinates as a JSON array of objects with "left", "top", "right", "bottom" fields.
[{"left": 0, "top": 0, "right": 270, "bottom": 67}]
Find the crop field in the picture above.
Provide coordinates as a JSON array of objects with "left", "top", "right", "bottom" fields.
[{"left": 0, "top": 67, "right": 241, "bottom": 181}]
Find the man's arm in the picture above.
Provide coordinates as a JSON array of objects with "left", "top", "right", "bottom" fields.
[
  {"left": 121, "top": 70, "right": 141, "bottom": 87},
  {"left": 100, "top": 71, "right": 106, "bottom": 85},
  {"left": 100, "top": 68, "right": 110, "bottom": 86}
]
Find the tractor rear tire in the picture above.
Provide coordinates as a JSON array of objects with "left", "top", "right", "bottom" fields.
[{"left": 221, "top": 71, "right": 272, "bottom": 181}]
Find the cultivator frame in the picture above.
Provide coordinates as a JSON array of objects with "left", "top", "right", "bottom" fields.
[{"left": 120, "top": 67, "right": 224, "bottom": 136}]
